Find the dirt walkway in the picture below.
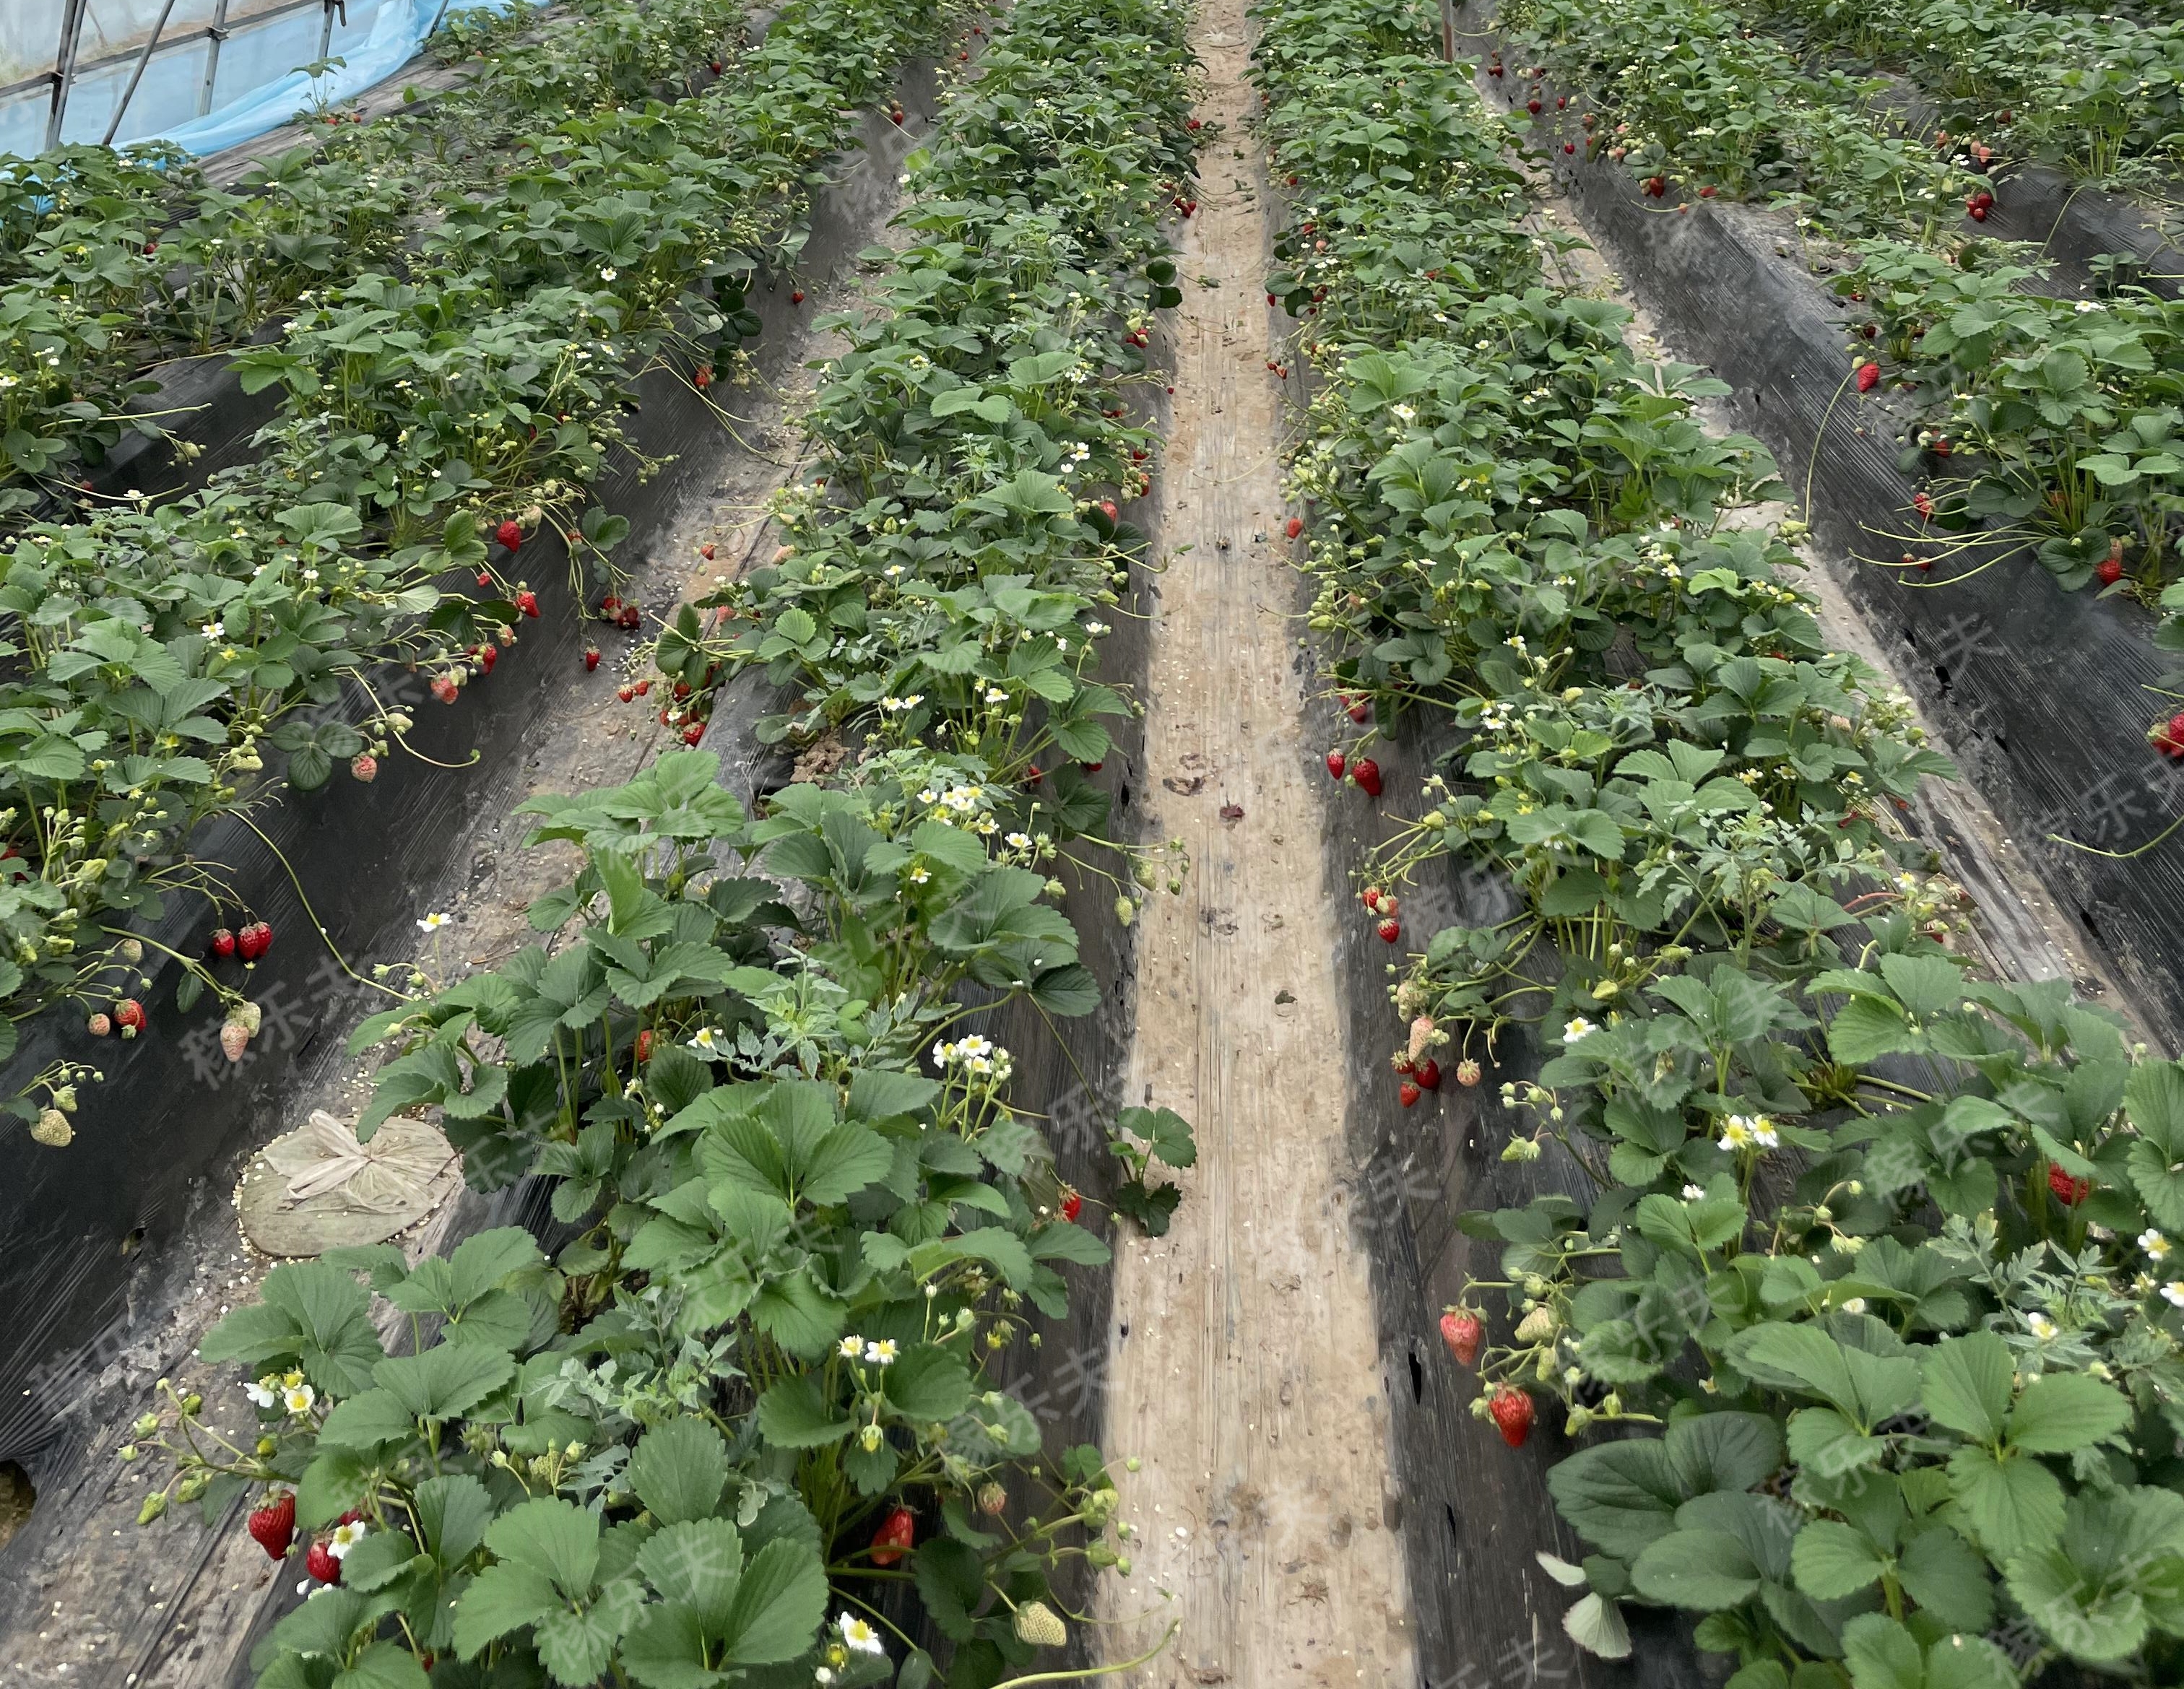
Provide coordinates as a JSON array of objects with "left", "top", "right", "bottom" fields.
[{"left": 1096, "top": 5, "right": 1417, "bottom": 1682}]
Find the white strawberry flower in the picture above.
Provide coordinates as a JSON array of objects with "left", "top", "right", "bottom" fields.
[
  {"left": 1717, "top": 1114, "right": 1777, "bottom": 1154},
  {"left": 838, "top": 1334, "right": 864, "bottom": 1360},
  {"left": 837, "top": 1615, "right": 885, "bottom": 1657},
  {"left": 687, "top": 1027, "right": 724, "bottom": 1056},
  {"left": 328, "top": 1519, "right": 369, "bottom": 1559},
  {"left": 282, "top": 1381, "right": 317, "bottom": 1416},
  {"left": 2027, "top": 1311, "right": 2060, "bottom": 1340},
  {"left": 864, "top": 1339, "right": 898, "bottom": 1366},
  {"left": 1561, "top": 1015, "right": 1596, "bottom": 1043},
  {"left": 244, "top": 1376, "right": 280, "bottom": 1409},
  {"left": 417, "top": 911, "right": 451, "bottom": 933},
  {"left": 1005, "top": 833, "right": 1032, "bottom": 851},
  {"left": 2164, "top": 1283, "right": 2184, "bottom": 1310},
  {"left": 2142, "top": 1230, "right": 2171, "bottom": 1262},
  {"left": 1680, "top": 1184, "right": 1706, "bottom": 1202}
]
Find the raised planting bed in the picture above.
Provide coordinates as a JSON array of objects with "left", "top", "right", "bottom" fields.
[
  {"left": 1455, "top": 0, "right": 2184, "bottom": 1058},
  {"left": 95, "top": 0, "right": 1209, "bottom": 1683},
  {"left": 1259, "top": 0, "right": 2184, "bottom": 1684},
  {"left": 0, "top": 0, "right": 749, "bottom": 526},
  {"left": 0, "top": 42, "right": 945, "bottom": 1507},
  {"left": 1479, "top": 0, "right": 2184, "bottom": 627}
]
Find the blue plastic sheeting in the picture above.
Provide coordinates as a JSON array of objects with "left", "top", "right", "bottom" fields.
[{"left": 149, "top": 0, "right": 529, "bottom": 158}]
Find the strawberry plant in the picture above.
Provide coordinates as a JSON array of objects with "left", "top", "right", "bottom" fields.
[
  {"left": 0, "top": 0, "right": 959, "bottom": 1133},
  {"left": 124, "top": 0, "right": 1200, "bottom": 1678},
  {"left": 1259, "top": 0, "right": 2184, "bottom": 1680}
]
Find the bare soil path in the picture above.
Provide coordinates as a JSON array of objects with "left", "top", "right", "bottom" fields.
[{"left": 1096, "top": 4, "right": 1418, "bottom": 1683}]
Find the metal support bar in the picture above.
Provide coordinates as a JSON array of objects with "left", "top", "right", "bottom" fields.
[
  {"left": 201, "top": 0, "right": 234, "bottom": 116},
  {"left": 101, "top": 0, "right": 183, "bottom": 146},
  {"left": 46, "top": 0, "right": 92, "bottom": 149}
]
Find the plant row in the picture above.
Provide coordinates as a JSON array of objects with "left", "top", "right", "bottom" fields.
[
  {"left": 1491, "top": 0, "right": 2184, "bottom": 660},
  {"left": 0, "top": 0, "right": 740, "bottom": 519},
  {"left": 127, "top": 3, "right": 1201, "bottom": 1685},
  {"left": 1256, "top": 0, "right": 2184, "bottom": 1681},
  {"left": 1748, "top": 0, "right": 2184, "bottom": 187},
  {"left": 0, "top": 0, "right": 945, "bottom": 1134}
]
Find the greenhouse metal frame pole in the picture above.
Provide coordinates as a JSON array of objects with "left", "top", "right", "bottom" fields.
[
  {"left": 101, "top": 0, "right": 183, "bottom": 146},
  {"left": 46, "top": 0, "right": 92, "bottom": 149},
  {"left": 200, "top": 0, "right": 235, "bottom": 116}
]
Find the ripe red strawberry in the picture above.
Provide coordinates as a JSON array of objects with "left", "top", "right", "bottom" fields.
[
  {"left": 1564, "top": 142, "right": 1576, "bottom": 155},
  {"left": 1352, "top": 756, "right": 1382, "bottom": 797},
  {"left": 584, "top": 646, "right": 601, "bottom": 671},
  {"left": 618, "top": 604, "right": 641, "bottom": 630},
  {"left": 1326, "top": 750, "right": 1346, "bottom": 780},
  {"left": 2047, "top": 1162, "right": 2091, "bottom": 1205},
  {"left": 240, "top": 921, "right": 273, "bottom": 961},
  {"left": 1527, "top": 99, "right": 1542, "bottom": 114},
  {"left": 599, "top": 594, "right": 623, "bottom": 619},
  {"left": 494, "top": 519, "right": 522, "bottom": 551},
  {"left": 871, "top": 1506, "right": 915, "bottom": 1567},
  {"left": 1060, "top": 1187, "right": 1083, "bottom": 1223},
  {"left": 1377, "top": 916, "right": 1401, "bottom": 944},
  {"left": 1856, "top": 362, "right": 1880, "bottom": 393},
  {"left": 431, "top": 672, "right": 459, "bottom": 705},
  {"left": 708, "top": 58, "right": 723, "bottom": 72},
  {"left": 791, "top": 290, "right": 806, "bottom": 305},
  {"left": 889, "top": 108, "right": 904, "bottom": 125},
  {"left": 1489, "top": 1387, "right": 1534, "bottom": 1448},
  {"left": 1699, "top": 184, "right": 1717, "bottom": 198},
  {"left": 635, "top": 679, "right": 651, "bottom": 698},
  {"left": 247, "top": 1493, "right": 295, "bottom": 1560},
  {"left": 1414, "top": 1058, "right": 1441, "bottom": 1090},
  {"left": 476, "top": 572, "right": 494, "bottom": 590},
  {"left": 1914, "top": 492, "right": 1935, "bottom": 520},
  {"left": 1644, "top": 175, "right": 1666, "bottom": 197},
  {"left": 1440, "top": 1308, "right": 1482, "bottom": 1365},
  {"left": 617, "top": 683, "right": 636, "bottom": 703},
  {"left": 1346, "top": 695, "right": 1370, "bottom": 723},
  {"left": 305, "top": 1540, "right": 341, "bottom": 1584},
  {"left": 211, "top": 927, "right": 236, "bottom": 959},
  {"left": 1399, "top": 1080, "right": 1421, "bottom": 1108},
  {"left": 694, "top": 364, "right": 714, "bottom": 388},
  {"left": 682, "top": 722, "right": 705, "bottom": 745},
  {"left": 1186, "top": 118, "right": 1202, "bottom": 132},
  {"left": 476, "top": 643, "right": 498, "bottom": 675},
  {"left": 516, "top": 590, "right": 539, "bottom": 619},
  {"left": 2097, "top": 558, "right": 2124, "bottom": 586},
  {"left": 1363, "top": 886, "right": 1382, "bottom": 910},
  {"left": 350, "top": 753, "right": 378, "bottom": 783},
  {"left": 2154, "top": 715, "right": 2184, "bottom": 759},
  {"left": 634, "top": 1029, "right": 654, "bottom": 1064},
  {"left": 115, "top": 999, "right": 146, "bottom": 1033},
  {"left": 698, "top": 542, "right": 716, "bottom": 561},
  {"left": 1081, "top": 760, "right": 1104, "bottom": 773}
]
